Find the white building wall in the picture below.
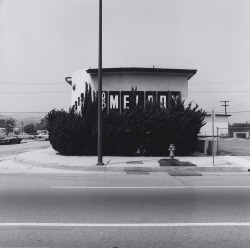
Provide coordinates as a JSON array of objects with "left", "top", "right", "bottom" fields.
[
  {"left": 71, "top": 68, "right": 190, "bottom": 109},
  {"left": 199, "top": 115, "right": 229, "bottom": 137},
  {"left": 71, "top": 69, "right": 94, "bottom": 107},
  {"left": 89, "top": 72, "right": 188, "bottom": 96}
]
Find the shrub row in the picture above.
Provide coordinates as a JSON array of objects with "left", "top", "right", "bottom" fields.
[{"left": 46, "top": 88, "right": 206, "bottom": 156}]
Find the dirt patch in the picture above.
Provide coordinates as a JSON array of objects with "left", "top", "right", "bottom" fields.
[{"left": 158, "top": 159, "right": 196, "bottom": 167}]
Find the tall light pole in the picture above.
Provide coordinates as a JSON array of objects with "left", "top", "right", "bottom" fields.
[{"left": 97, "top": 0, "right": 104, "bottom": 165}]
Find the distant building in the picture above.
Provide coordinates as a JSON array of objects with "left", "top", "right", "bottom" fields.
[
  {"left": 65, "top": 67, "right": 197, "bottom": 113},
  {"left": 199, "top": 114, "right": 231, "bottom": 137},
  {"left": 37, "top": 130, "right": 48, "bottom": 135},
  {"left": 229, "top": 124, "right": 250, "bottom": 139}
]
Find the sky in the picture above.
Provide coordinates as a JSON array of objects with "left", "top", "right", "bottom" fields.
[{"left": 0, "top": 0, "right": 250, "bottom": 123}]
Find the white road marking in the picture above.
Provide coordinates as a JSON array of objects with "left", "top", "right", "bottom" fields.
[
  {"left": 0, "top": 223, "right": 250, "bottom": 227},
  {"left": 51, "top": 186, "right": 250, "bottom": 189}
]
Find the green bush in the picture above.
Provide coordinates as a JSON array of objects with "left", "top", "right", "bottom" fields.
[
  {"left": 102, "top": 106, "right": 144, "bottom": 155},
  {"left": 142, "top": 100, "right": 206, "bottom": 155},
  {"left": 46, "top": 84, "right": 97, "bottom": 155},
  {"left": 46, "top": 88, "right": 206, "bottom": 156}
]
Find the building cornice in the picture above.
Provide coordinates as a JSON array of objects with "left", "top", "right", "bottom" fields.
[
  {"left": 86, "top": 67, "right": 197, "bottom": 80},
  {"left": 206, "top": 114, "right": 231, "bottom": 117}
]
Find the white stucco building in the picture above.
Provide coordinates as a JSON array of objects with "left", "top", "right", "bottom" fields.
[
  {"left": 65, "top": 67, "right": 197, "bottom": 112},
  {"left": 199, "top": 114, "right": 230, "bottom": 137}
]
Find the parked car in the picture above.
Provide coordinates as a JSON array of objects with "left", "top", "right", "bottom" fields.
[
  {"left": 34, "top": 133, "right": 49, "bottom": 141},
  {"left": 0, "top": 136, "right": 22, "bottom": 145},
  {"left": 17, "top": 133, "right": 35, "bottom": 139},
  {"left": 8, "top": 137, "right": 22, "bottom": 144}
]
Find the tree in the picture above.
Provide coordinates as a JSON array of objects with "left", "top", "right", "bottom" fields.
[
  {"left": 35, "top": 118, "right": 47, "bottom": 131},
  {"left": 141, "top": 100, "right": 206, "bottom": 155},
  {"left": 46, "top": 84, "right": 98, "bottom": 155},
  {"left": 0, "top": 119, "right": 5, "bottom": 128},
  {"left": 24, "top": 123, "right": 36, "bottom": 134},
  {"left": 230, "top": 123, "right": 250, "bottom": 128},
  {"left": 0, "top": 118, "right": 17, "bottom": 135}
]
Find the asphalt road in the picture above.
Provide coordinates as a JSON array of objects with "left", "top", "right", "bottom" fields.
[
  {"left": 0, "top": 139, "right": 51, "bottom": 157},
  {"left": 1, "top": 172, "right": 250, "bottom": 247}
]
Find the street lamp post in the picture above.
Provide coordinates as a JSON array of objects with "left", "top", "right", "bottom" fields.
[{"left": 97, "top": 0, "right": 104, "bottom": 165}]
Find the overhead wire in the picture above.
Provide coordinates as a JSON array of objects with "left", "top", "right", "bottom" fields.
[{"left": 0, "top": 91, "right": 70, "bottom": 93}]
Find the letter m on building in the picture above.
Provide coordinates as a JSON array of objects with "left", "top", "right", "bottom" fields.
[{"left": 109, "top": 93, "right": 119, "bottom": 110}]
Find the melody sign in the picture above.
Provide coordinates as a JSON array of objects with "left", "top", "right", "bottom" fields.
[
  {"left": 101, "top": 91, "right": 180, "bottom": 113},
  {"left": 75, "top": 91, "right": 180, "bottom": 112}
]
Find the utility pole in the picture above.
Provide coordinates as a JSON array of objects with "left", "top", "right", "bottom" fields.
[
  {"left": 21, "top": 121, "right": 25, "bottom": 133},
  {"left": 212, "top": 109, "right": 215, "bottom": 166},
  {"left": 221, "top": 101, "right": 230, "bottom": 115},
  {"left": 97, "top": 0, "right": 104, "bottom": 165}
]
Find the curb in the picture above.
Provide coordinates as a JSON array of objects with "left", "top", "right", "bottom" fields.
[
  {"left": 14, "top": 156, "right": 107, "bottom": 172},
  {"left": 14, "top": 156, "right": 250, "bottom": 173}
]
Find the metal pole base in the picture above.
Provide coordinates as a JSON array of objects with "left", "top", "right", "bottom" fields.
[{"left": 96, "top": 162, "right": 104, "bottom": 166}]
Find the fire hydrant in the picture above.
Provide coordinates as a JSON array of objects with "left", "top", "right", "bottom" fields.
[{"left": 168, "top": 144, "right": 175, "bottom": 159}]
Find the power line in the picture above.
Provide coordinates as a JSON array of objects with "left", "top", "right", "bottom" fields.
[
  {"left": 1, "top": 81, "right": 250, "bottom": 85},
  {"left": 216, "top": 111, "right": 250, "bottom": 113},
  {"left": 0, "top": 91, "right": 70, "bottom": 93},
  {"left": 190, "top": 91, "right": 250, "bottom": 93},
  {"left": 0, "top": 82, "right": 65, "bottom": 85},
  {"left": 191, "top": 81, "right": 250, "bottom": 84},
  {"left": 229, "top": 111, "right": 250, "bottom": 113},
  {"left": 0, "top": 110, "right": 250, "bottom": 114},
  {"left": 0, "top": 112, "right": 49, "bottom": 114},
  {"left": 215, "top": 111, "right": 250, "bottom": 116},
  {"left": 0, "top": 91, "right": 249, "bottom": 94},
  {"left": 228, "top": 112, "right": 250, "bottom": 116},
  {"left": 230, "top": 100, "right": 250, "bottom": 109}
]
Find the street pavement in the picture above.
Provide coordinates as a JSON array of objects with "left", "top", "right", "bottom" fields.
[
  {"left": 1, "top": 173, "right": 250, "bottom": 247},
  {"left": 1, "top": 226, "right": 250, "bottom": 248},
  {"left": 1, "top": 142, "right": 250, "bottom": 247},
  {"left": 0, "top": 139, "right": 51, "bottom": 157}
]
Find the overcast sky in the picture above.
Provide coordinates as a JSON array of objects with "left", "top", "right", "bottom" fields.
[{"left": 0, "top": 0, "right": 250, "bottom": 123}]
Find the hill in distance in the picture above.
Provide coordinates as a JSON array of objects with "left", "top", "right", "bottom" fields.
[{"left": 0, "top": 113, "right": 46, "bottom": 127}]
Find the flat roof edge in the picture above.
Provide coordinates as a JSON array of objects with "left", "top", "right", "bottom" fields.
[
  {"left": 206, "top": 114, "right": 231, "bottom": 117},
  {"left": 86, "top": 67, "right": 197, "bottom": 79}
]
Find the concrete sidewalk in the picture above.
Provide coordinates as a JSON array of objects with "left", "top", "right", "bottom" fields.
[{"left": 14, "top": 148, "right": 250, "bottom": 173}]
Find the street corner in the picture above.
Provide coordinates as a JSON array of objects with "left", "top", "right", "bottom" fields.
[{"left": 0, "top": 158, "right": 50, "bottom": 174}]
